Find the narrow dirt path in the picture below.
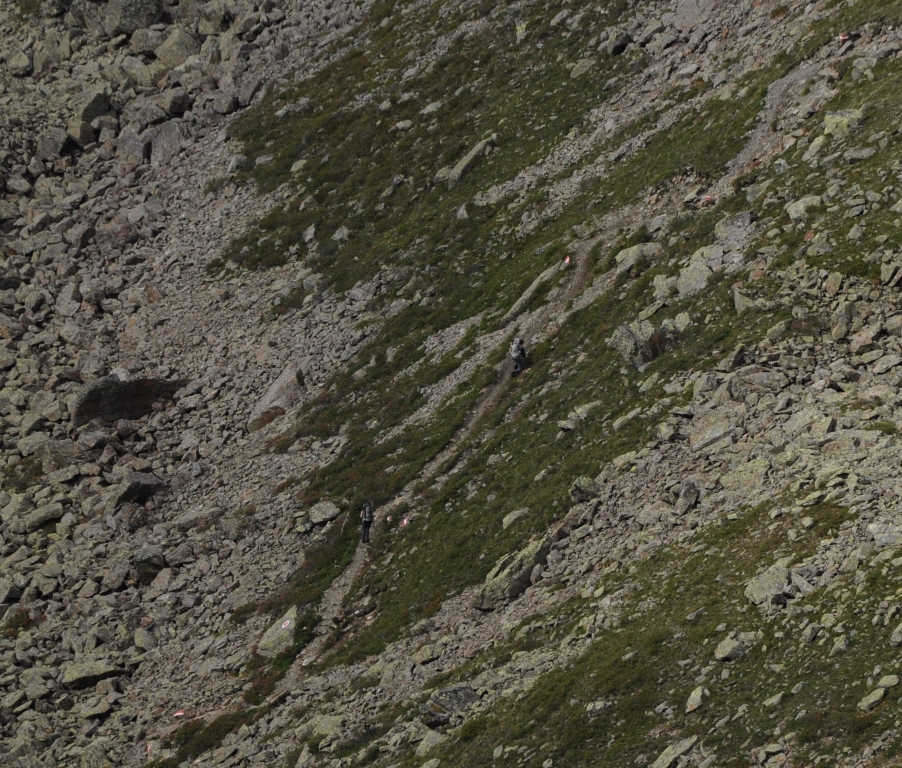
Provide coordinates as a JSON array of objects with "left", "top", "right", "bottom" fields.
[
  {"left": 276, "top": 205, "right": 648, "bottom": 692},
  {"left": 277, "top": 245, "right": 599, "bottom": 692}
]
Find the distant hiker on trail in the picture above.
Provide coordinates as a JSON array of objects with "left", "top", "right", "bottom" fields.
[
  {"left": 510, "top": 337, "right": 527, "bottom": 377},
  {"left": 360, "top": 502, "right": 374, "bottom": 544}
]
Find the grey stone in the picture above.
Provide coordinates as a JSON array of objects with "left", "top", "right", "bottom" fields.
[
  {"left": 473, "top": 537, "right": 550, "bottom": 610},
  {"left": 150, "top": 121, "right": 189, "bottom": 167},
  {"left": 248, "top": 364, "right": 304, "bottom": 432},
  {"left": 420, "top": 683, "right": 480, "bottom": 727},
  {"left": 651, "top": 736, "right": 698, "bottom": 768},
  {"left": 615, "top": 243, "right": 662, "bottom": 274},
  {"left": 104, "top": 0, "right": 163, "bottom": 36},
  {"left": 447, "top": 135, "right": 496, "bottom": 188},
  {"left": 308, "top": 501, "right": 341, "bottom": 525},
  {"left": 257, "top": 606, "right": 298, "bottom": 659},
  {"left": 714, "top": 637, "right": 747, "bottom": 661},
  {"left": 569, "top": 476, "right": 599, "bottom": 503},
  {"left": 61, "top": 659, "right": 123, "bottom": 689},
  {"left": 608, "top": 320, "right": 674, "bottom": 368},
  {"left": 154, "top": 29, "right": 201, "bottom": 71},
  {"left": 131, "top": 544, "right": 167, "bottom": 585},
  {"left": 745, "top": 560, "right": 791, "bottom": 607},
  {"left": 673, "top": 480, "right": 699, "bottom": 516},
  {"left": 857, "top": 688, "right": 885, "bottom": 711}
]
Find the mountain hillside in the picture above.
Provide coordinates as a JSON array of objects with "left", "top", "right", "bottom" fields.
[{"left": 3, "top": 0, "right": 902, "bottom": 766}]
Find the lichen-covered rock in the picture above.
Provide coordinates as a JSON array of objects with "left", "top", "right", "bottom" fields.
[
  {"left": 257, "top": 606, "right": 297, "bottom": 659},
  {"left": 473, "top": 537, "right": 550, "bottom": 610}
]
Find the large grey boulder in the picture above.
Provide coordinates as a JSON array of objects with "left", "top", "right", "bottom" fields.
[
  {"left": 420, "top": 683, "right": 480, "bottom": 727},
  {"left": 154, "top": 29, "right": 201, "bottom": 71},
  {"left": 473, "top": 537, "right": 550, "bottom": 611},
  {"left": 73, "top": 88, "right": 111, "bottom": 125},
  {"left": 104, "top": 0, "right": 164, "bottom": 37},
  {"left": 36, "top": 128, "right": 70, "bottom": 162},
  {"left": 608, "top": 320, "right": 674, "bottom": 368},
  {"left": 131, "top": 544, "right": 167, "bottom": 585},
  {"left": 308, "top": 501, "right": 341, "bottom": 525},
  {"left": 248, "top": 364, "right": 304, "bottom": 432},
  {"left": 257, "top": 606, "right": 297, "bottom": 659},
  {"left": 745, "top": 559, "right": 791, "bottom": 608},
  {"left": 61, "top": 659, "right": 123, "bottom": 689},
  {"left": 150, "top": 121, "right": 189, "bottom": 167},
  {"left": 614, "top": 243, "right": 662, "bottom": 274}
]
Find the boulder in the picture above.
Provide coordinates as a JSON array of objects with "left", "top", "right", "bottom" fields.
[
  {"left": 420, "top": 683, "right": 480, "bottom": 727},
  {"left": 473, "top": 536, "right": 550, "bottom": 610},
  {"left": 10, "top": 502, "right": 66, "bottom": 535},
  {"left": 447, "top": 135, "right": 497, "bottom": 188},
  {"left": 73, "top": 88, "right": 111, "bottom": 125},
  {"left": 614, "top": 243, "right": 662, "bottom": 274},
  {"left": 651, "top": 736, "right": 698, "bottom": 768},
  {"left": 248, "top": 364, "right": 304, "bottom": 432},
  {"left": 569, "top": 476, "right": 600, "bottom": 503},
  {"left": 257, "top": 606, "right": 298, "bottom": 659},
  {"left": 0, "top": 574, "right": 22, "bottom": 605},
  {"left": 673, "top": 479, "right": 699, "bottom": 516},
  {"left": 714, "top": 637, "right": 747, "bottom": 662},
  {"left": 823, "top": 109, "right": 863, "bottom": 137},
  {"left": 150, "top": 120, "right": 189, "bottom": 167},
  {"left": 36, "top": 128, "right": 70, "bottom": 161},
  {"left": 308, "top": 501, "right": 341, "bottom": 525},
  {"left": 104, "top": 0, "right": 164, "bottom": 36},
  {"left": 61, "top": 659, "right": 123, "bottom": 689},
  {"left": 113, "top": 471, "right": 166, "bottom": 506},
  {"left": 131, "top": 544, "right": 167, "bottom": 585},
  {"left": 8, "top": 51, "right": 32, "bottom": 77},
  {"left": 608, "top": 320, "right": 674, "bottom": 368},
  {"left": 745, "top": 559, "right": 791, "bottom": 608},
  {"left": 154, "top": 29, "right": 201, "bottom": 71}
]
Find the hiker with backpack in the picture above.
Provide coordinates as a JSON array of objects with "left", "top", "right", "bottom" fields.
[
  {"left": 510, "top": 337, "right": 527, "bottom": 376},
  {"left": 360, "top": 501, "right": 374, "bottom": 544}
]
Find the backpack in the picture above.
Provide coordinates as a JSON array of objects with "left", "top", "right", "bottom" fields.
[{"left": 510, "top": 339, "right": 524, "bottom": 359}]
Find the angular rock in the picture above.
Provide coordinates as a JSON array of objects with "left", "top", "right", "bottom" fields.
[
  {"left": 714, "top": 637, "right": 747, "bottom": 661},
  {"left": 673, "top": 479, "right": 699, "bottom": 516},
  {"left": 651, "top": 736, "right": 698, "bottom": 768},
  {"left": 104, "top": 0, "right": 163, "bottom": 36},
  {"left": 131, "top": 544, "right": 167, "bottom": 585},
  {"left": 447, "top": 135, "right": 496, "bottom": 188},
  {"left": 569, "top": 476, "right": 600, "bottom": 504},
  {"left": 473, "top": 536, "right": 550, "bottom": 610},
  {"left": 155, "top": 29, "right": 201, "bottom": 71},
  {"left": 248, "top": 364, "right": 304, "bottom": 432},
  {"left": 257, "top": 606, "right": 298, "bottom": 659},
  {"left": 745, "top": 559, "right": 791, "bottom": 608},
  {"left": 150, "top": 120, "right": 189, "bottom": 167},
  {"left": 420, "top": 683, "right": 480, "bottom": 727},
  {"left": 608, "top": 320, "right": 674, "bottom": 368},
  {"left": 309, "top": 501, "right": 341, "bottom": 525},
  {"left": 61, "top": 659, "right": 123, "bottom": 689},
  {"left": 615, "top": 243, "right": 662, "bottom": 274},
  {"left": 36, "top": 128, "right": 70, "bottom": 161},
  {"left": 857, "top": 688, "right": 885, "bottom": 711}
]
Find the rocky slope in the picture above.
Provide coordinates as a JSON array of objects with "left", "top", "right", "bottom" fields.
[{"left": 3, "top": 0, "right": 902, "bottom": 767}]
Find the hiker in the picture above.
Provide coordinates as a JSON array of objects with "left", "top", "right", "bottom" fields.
[
  {"left": 360, "top": 501, "right": 374, "bottom": 544},
  {"left": 510, "top": 337, "right": 527, "bottom": 376}
]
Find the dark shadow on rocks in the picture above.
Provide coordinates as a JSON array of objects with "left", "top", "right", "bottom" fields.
[{"left": 73, "top": 376, "right": 187, "bottom": 424}]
